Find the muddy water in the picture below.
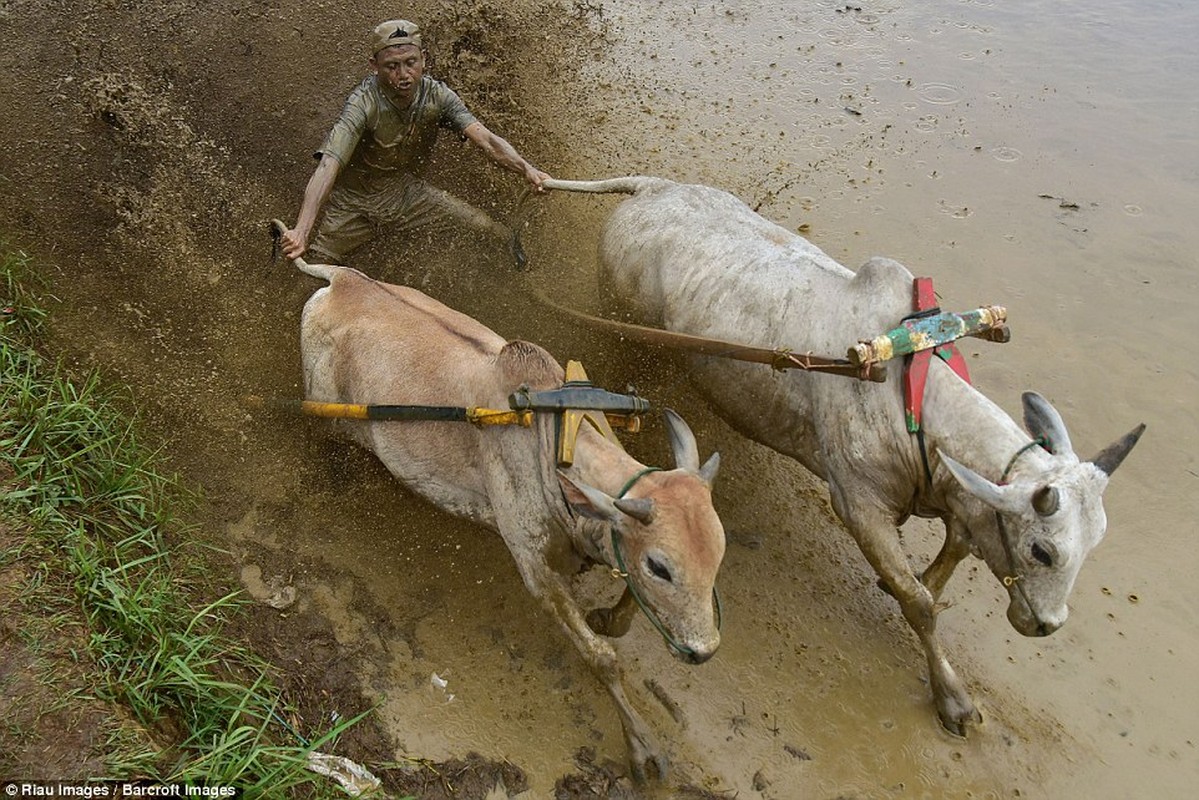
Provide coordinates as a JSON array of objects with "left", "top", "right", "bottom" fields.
[
  {"left": 518, "top": 0, "right": 1198, "bottom": 797},
  {"left": 4, "top": 0, "right": 1196, "bottom": 797}
]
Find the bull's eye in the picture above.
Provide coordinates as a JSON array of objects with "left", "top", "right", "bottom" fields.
[
  {"left": 1030, "top": 541, "right": 1053, "bottom": 567},
  {"left": 646, "top": 556, "right": 673, "bottom": 583}
]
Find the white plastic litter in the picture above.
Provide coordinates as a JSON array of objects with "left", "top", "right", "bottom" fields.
[
  {"left": 306, "top": 751, "right": 381, "bottom": 797},
  {"left": 430, "top": 672, "right": 455, "bottom": 702}
]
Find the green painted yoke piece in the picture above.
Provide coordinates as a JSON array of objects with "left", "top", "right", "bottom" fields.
[{"left": 849, "top": 305, "right": 1007, "bottom": 366}]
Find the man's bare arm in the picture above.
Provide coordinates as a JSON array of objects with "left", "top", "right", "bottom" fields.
[
  {"left": 463, "top": 122, "right": 550, "bottom": 191},
  {"left": 282, "top": 154, "right": 342, "bottom": 259}
]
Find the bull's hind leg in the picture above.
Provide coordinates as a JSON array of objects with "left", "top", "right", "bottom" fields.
[{"left": 833, "top": 493, "right": 982, "bottom": 735}]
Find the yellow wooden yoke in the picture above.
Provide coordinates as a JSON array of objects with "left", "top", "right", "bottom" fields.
[
  {"left": 294, "top": 399, "right": 533, "bottom": 427},
  {"left": 257, "top": 361, "right": 647, "bottom": 467}
]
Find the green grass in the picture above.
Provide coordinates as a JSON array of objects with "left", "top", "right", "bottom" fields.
[{"left": 0, "top": 242, "right": 389, "bottom": 796}]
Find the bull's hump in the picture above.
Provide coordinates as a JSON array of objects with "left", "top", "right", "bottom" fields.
[{"left": 497, "top": 340, "right": 563, "bottom": 388}]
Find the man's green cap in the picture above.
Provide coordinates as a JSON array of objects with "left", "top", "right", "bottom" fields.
[{"left": 370, "top": 20, "right": 422, "bottom": 56}]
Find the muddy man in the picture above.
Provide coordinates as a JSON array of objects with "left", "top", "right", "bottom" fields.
[{"left": 280, "top": 19, "right": 550, "bottom": 269}]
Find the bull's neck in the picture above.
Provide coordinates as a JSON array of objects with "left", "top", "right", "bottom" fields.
[{"left": 920, "top": 360, "right": 1032, "bottom": 485}]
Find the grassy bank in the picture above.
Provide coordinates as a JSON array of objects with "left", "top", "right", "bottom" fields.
[{"left": 0, "top": 243, "right": 371, "bottom": 795}]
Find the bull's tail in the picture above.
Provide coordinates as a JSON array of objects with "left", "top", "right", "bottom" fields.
[
  {"left": 269, "top": 218, "right": 340, "bottom": 282},
  {"left": 541, "top": 176, "right": 670, "bottom": 195},
  {"left": 509, "top": 177, "right": 669, "bottom": 258},
  {"left": 292, "top": 258, "right": 340, "bottom": 282}
]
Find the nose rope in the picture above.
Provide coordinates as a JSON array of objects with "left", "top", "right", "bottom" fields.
[
  {"left": 995, "top": 437, "right": 1051, "bottom": 628},
  {"left": 607, "top": 467, "right": 723, "bottom": 658}
]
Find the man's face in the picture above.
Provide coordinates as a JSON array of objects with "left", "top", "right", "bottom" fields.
[{"left": 371, "top": 44, "right": 425, "bottom": 104}]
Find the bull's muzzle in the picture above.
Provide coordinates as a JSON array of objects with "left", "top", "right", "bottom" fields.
[
  {"left": 1007, "top": 597, "right": 1067, "bottom": 637},
  {"left": 669, "top": 634, "right": 719, "bottom": 665}
]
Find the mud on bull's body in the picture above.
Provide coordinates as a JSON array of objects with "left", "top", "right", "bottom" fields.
[{"left": 544, "top": 175, "right": 1144, "bottom": 735}]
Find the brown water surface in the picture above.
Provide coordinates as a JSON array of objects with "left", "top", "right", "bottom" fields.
[{"left": 541, "top": 1, "right": 1199, "bottom": 796}]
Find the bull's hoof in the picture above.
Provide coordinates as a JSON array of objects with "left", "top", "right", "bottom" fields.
[
  {"left": 629, "top": 747, "right": 668, "bottom": 784},
  {"left": 937, "top": 701, "right": 983, "bottom": 738},
  {"left": 623, "top": 716, "right": 668, "bottom": 783}
]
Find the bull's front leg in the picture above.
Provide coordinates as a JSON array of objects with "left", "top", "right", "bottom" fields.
[
  {"left": 485, "top": 459, "right": 665, "bottom": 779},
  {"left": 836, "top": 498, "right": 982, "bottom": 735},
  {"left": 530, "top": 567, "right": 667, "bottom": 781}
]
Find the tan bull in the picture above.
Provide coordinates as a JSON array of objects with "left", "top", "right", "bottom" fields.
[{"left": 296, "top": 260, "right": 724, "bottom": 780}]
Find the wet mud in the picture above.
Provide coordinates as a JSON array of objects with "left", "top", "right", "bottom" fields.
[{"left": 2, "top": 0, "right": 1196, "bottom": 797}]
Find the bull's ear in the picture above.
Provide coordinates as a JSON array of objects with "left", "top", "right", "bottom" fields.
[
  {"left": 1022, "top": 392, "right": 1074, "bottom": 457},
  {"left": 1089, "top": 423, "right": 1146, "bottom": 476},
  {"left": 557, "top": 471, "right": 618, "bottom": 521},
  {"left": 664, "top": 408, "right": 701, "bottom": 472},
  {"left": 941, "top": 454, "right": 1028, "bottom": 514}
]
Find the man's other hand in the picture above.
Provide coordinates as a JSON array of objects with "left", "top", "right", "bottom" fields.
[{"left": 526, "top": 168, "right": 552, "bottom": 193}]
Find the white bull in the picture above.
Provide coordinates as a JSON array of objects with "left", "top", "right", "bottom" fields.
[
  {"left": 543, "top": 175, "right": 1144, "bottom": 734},
  {"left": 297, "top": 260, "right": 724, "bottom": 779}
]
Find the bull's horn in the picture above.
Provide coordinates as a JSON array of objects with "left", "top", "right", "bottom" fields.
[
  {"left": 1089, "top": 423, "right": 1146, "bottom": 476},
  {"left": 1032, "top": 485, "right": 1060, "bottom": 516},
  {"left": 664, "top": 408, "right": 701, "bottom": 472}
]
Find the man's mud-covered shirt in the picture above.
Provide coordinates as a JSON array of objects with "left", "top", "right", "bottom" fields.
[{"left": 317, "top": 74, "right": 477, "bottom": 191}]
